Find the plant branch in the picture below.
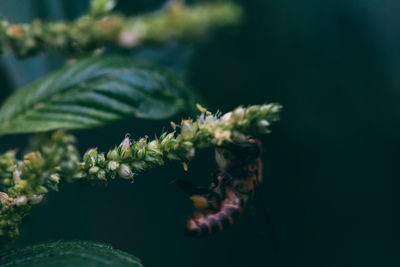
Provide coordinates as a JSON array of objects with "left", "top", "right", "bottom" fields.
[
  {"left": 0, "top": 0, "right": 242, "bottom": 58},
  {"left": 0, "top": 103, "right": 281, "bottom": 249}
]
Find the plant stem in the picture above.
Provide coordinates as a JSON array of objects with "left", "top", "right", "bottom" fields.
[{"left": 0, "top": 1, "right": 242, "bottom": 58}]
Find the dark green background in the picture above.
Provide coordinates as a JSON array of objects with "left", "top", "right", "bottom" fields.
[{"left": 0, "top": 0, "right": 398, "bottom": 266}]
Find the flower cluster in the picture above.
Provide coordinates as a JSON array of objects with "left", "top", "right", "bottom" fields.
[
  {"left": 80, "top": 103, "right": 282, "bottom": 181},
  {"left": 0, "top": 103, "right": 281, "bottom": 247},
  {"left": 0, "top": 0, "right": 241, "bottom": 57},
  {"left": 0, "top": 131, "right": 80, "bottom": 246}
]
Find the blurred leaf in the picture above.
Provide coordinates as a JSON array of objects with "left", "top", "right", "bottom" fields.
[
  {"left": 0, "top": 240, "right": 143, "bottom": 266},
  {"left": 0, "top": 56, "right": 197, "bottom": 136}
]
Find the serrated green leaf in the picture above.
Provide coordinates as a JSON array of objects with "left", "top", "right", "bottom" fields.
[
  {"left": 0, "top": 56, "right": 196, "bottom": 136},
  {"left": 0, "top": 240, "right": 143, "bottom": 267}
]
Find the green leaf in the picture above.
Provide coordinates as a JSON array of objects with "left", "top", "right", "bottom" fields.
[
  {"left": 0, "top": 56, "right": 197, "bottom": 136},
  {"left": 0, "top": 240, "right": 143, "bottom": 266}
]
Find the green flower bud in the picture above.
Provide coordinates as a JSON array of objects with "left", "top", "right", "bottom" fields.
[
  {"left": 260, "top": 104, "right": 272, "bottom": 114},
  {"left": 107, "top": 148, "right": 119, "bottom": 160},
  {"left": 23, "top": 152, "right": 44, "bottom": 171},
  {"left": 257, "top": 120, "right": 270, "bottom": 133},
  {"left": 182, "top": 141, "right": 195, "bottom": 159},
  {"left": 161, "top": 132, "right": 175, "bottom": 146},
  {"left": 50, "top": 173, "right": 60, "bottom": 184},
  {"left": 237, "top": 119, "right": 249, "bottom": 128},
  {"left": 97, "top": 170, "right": 106, "bottom": 180},
  {"left": 97, "top": 153, "right": 106, "bottom": 163},
  {"left": 37, "top": 186, "right": 48, "bottom": 194},
  {"left": 132, "top": 161, "right": 146, "bottom": 171},
  {"left": 231, "top": 131, "right": 247, "bottom": 142},
  {"left": 29, "top": 194, "right": 43, "bottom": 205},
  {"left": 166, "top": 153, "right": 180, "bottom": 161},
  {"left": 90, "top": 0, "right": 116, "bottom": 17},
  {"left": 68, "top": 153, "right": 79, "bottom": 163},
  {"left": 136, "top": 148, "right": 146, "bottom": 159},
  {"left": 89, "top": 166, "right": 100, "bottom": 175},
  {"left": 215, "top": 149, "right": 228, "bottom": 169},
  {"left": 246, "top": 105, "right": 260, "bottom": 116},
  {"left": 67, "top": 144, "right": 77, "bottom": 153},
  {"left": 119, "top": 138, "right": 132, "bottom": 160},
  {"left": 271, "top": 105, "right": 281, "bottom": 113},
  {"left": 83, "top": 148, "right": 98, "bottom": 163}
]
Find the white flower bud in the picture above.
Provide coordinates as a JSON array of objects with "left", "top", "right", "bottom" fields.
[
  {"left": 89, "top": 167, "right": 100, "bottom": 175},
  {"left": 147, "top": 140, "right": 160, "bottom": 152},
  {"left": 119, "top": 135, "right": 131, "bottom": 149},
  {"left": 13, "top": 169, "right": 21, "bottom": 181},
  {"left": 13, "top": 196, "right": 27, "bottom": 206},
  {"left": 260, "top": 104, "right": 272, "bottom": 113},
  {"left": 258, "top": 120, "right": 270, "bottom": 127},
  {"left": 220, "top": 112, "right": 232, "bottom": 122},
  {"left": 118, "top": 30, "right": 141, "bottom": 48},
  {"left": 181, "top": 120, "right": 195, "bottom": 140},
  {"left": 118, "top": 164, "right": 134, "bottom": 179},
  {"left": 107, "top": 161, "right": 120, "bottom": 171},
  {"left": 29, "top": 194, "right": 43, "bottom": 205},
  {"left": 232, "top": 107, "right": 244, "bottom": 121}
]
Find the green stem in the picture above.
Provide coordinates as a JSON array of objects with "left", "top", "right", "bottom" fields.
[{"left": 0, "top": 1, "right": 242, "bottom": 58}]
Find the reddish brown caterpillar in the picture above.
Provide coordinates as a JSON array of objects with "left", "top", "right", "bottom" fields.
[{"left": 173, "top": 138, "right": 262, "bottom": 237}]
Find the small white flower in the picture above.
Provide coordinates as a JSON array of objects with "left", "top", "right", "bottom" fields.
[{"left": 13, "top": 196, "right": 27, "bottom": 206}]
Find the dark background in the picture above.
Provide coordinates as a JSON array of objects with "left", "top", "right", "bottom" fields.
[{"left": 0, "top": 0, "right": 399, "bottom": 266}]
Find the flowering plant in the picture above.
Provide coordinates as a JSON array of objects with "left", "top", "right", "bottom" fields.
[{"left": 0, "top": 0, "right": 281, "bottom": 265}]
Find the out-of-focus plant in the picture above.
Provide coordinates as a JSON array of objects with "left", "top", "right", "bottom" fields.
[
  {"left": 0, "top": 0, "right": 281, "bottom": 264},
  {"left": 0, "top": 0, "right": 241, "bottom": 57}
]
